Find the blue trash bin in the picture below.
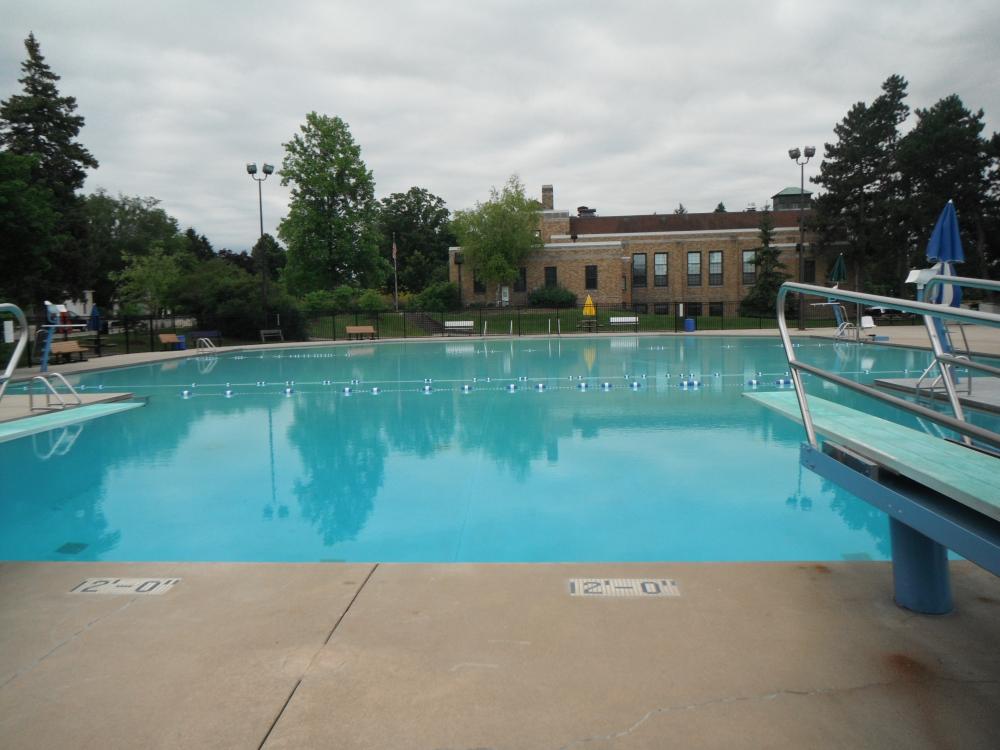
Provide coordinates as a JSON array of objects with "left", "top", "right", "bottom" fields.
[
  {"left": 177, "top": 334, "right": 186, "bottom": 350},
  {"left": 684, "top": 318, "right": 696, "bottom": 332}
]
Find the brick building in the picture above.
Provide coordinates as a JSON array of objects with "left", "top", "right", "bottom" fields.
[{"left": 450, "top": 185, "right": 823, "bottom": 313}]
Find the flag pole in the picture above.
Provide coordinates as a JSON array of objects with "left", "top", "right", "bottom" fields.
[{"left": 392, "top": 232, "right": 399, "bottom": 311}]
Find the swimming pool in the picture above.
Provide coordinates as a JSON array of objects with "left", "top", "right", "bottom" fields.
[{"left": 2, "top": 335, "right": 989, "bottom": 562}]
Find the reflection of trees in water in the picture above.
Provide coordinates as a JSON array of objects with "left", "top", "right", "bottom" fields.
[
  {"left": 825, "top": 478, "right": 891, "bottom": 556},
  {"left": 287, "top": 393, "right": 387, "bottom": 545},
  {"left": 383, "top": 390, "right": 456, "bottom": 458},
  {"left": 456, "top": 395, "right": 574, "bottom": 481}
]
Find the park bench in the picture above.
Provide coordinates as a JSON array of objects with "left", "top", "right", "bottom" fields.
[
  {"left": 345, "top": 325, "right": 376, "bottom": 340},
  {"left": 444, "top": 320, "right": 474, "bottom": 335},
  {"left": 158, "top": 333, "right": 182, "bottom": 350},
  {"left": 49, "top": 340, "right": 89, "bottom": 363},
  {"left": 260, "top": 329, "right": 284, "bottom": 343},
  {"left": 609, "top": 315, "right": 639, "bottom": 331}
]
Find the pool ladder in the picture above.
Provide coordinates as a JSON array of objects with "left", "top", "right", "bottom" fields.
[{"left": 29, "top": 372, "right": 83, "bottom": 411}]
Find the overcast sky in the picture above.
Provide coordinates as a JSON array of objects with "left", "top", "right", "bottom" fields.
[{"left": 3, "top": 1, "right": 998, "bottom": 251}]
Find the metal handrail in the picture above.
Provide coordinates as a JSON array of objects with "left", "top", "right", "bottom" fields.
[
  {"left": 0, "top": 303, "right": 29, "bottom": 403},
  {"left": 28, "top": 372, "right": 83, "bottom": 411},
  {"left": 776, "top": 281, "right": 1000, "bottom": 451}
]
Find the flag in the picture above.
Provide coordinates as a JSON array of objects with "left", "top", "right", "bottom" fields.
[{"left": 392, "top": 238, "right": 398, "bottom": 262}]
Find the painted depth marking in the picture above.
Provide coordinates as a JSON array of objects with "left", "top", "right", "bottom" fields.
[
  {"left": 569, "top": 578, "right": 680, "bottom": 597},
  {"left": 69, "top": 578, "right": 181, "bottom": 595}
]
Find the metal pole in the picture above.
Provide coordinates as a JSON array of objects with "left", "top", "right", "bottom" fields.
[
  {"left": 392, "top": 232, "right": 398, "bottom": 312},
  {"left": 798, "top": 160, "right": 806, "bottom": 330}
]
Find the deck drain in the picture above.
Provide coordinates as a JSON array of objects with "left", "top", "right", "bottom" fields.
[
  {"left": 69, "top": 578, "right": 181, "bottom": 595},
  {"left": 56, "top": 542, "right": 88, "bottom": 555},
  {"left": 569, "top": 578, "right": 680, "bottom": 597}
]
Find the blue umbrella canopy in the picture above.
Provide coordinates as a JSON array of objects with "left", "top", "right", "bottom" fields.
[{"left": 925, "top": 201, "right": 964, "bottom": 307}]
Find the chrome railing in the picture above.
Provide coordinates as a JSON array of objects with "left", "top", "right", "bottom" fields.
[
  {"left": 0, "top": 303, "right": 29, "bottom": 404},
  {"left": 775, "top": 281, "right": 1000, "bottom": 451}
]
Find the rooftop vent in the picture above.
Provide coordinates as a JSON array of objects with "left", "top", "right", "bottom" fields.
[{"left": 577, "top": 206, "right": 597, "bottom": 217}]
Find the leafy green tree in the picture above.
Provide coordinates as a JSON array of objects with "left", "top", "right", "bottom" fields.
[
  {"left": 451, "top": 175, "right": 542, "bottom": 304},
  {"left": 83, "top": 191, "right": 184, "bottom": 305},
  {"left": 216, "top": 248, "right": 255, "bottom": 274},
  {"left": 740, "top": 208, "right": 788, "bottom": 315},
  {"left": 111, "top": 246, "right": 181, "bottom": 315},
  {"left": 0, "top": 152, "right": 58, "bottom": 306},
  {"left": 1, "top": 33, "right": 99, "bottom": 302},
  {"left": 811, "top": 75, "right": 910, "bottom": 295},
  {"left": 251, "top": 232, "right": 286, "bottom": 280},
  {"left": 377, "top": 187, "right": 455, "bottom": 292},
  {"left": 898, "top": 95, "right": 992, "bottom": 277},
  {"left": 278, "top": 113, "right": 383, "bottom": 294}
]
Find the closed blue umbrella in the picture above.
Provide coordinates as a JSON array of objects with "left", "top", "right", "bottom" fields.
[
  {"left": 925, "top": 200, "right": 964, "bottom": 308},
  {"left": 827, "top": 253, "right": 848, "bottom": 285}
]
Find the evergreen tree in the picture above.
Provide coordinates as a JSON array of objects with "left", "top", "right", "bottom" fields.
[
  {"left": 1, "top": 33, "right": 98, "bottom": 303},
  {"left": 898, "top": 95, "right": 991, "bottom": 277},
  {"left": 183, "top": 227, "right": 215, "bottom": 261},
  {"left": 714, "top": 202, "right": 727, "bottom": 213},
  {"left": 673, "top": 203, "right": 688, "bottom": 215},
  {"left": 251, "top": 233, "right": 286, "bottom": 280},
  {"left": 740, "top": 208, "right": 788, "bottom": 315},
  {"left": 278, "top": 113, "right": 383, "bottom": 294},
  {"left": 811, "top": 75, "right": 909, "bottom": 295},
  {"left": 0, "top": 152, "right": 58, "bottom": 306}
]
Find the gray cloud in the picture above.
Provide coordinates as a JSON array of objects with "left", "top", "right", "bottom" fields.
[{"left": 2, "top": 0, "right": 998, "bottom": 251}]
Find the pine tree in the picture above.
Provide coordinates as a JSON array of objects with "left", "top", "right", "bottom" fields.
[
  {"left": 811, "top": 75, "right": 909, "bottom": 295},
  {"left": 740, "top": 208, "right": 788, "bottom": 315},
  {"left": 1, "top": 33, "right": 98, "bottom": 303}
]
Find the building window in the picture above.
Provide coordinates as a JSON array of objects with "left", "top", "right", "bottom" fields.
[
  {"left": 585, "top": 265, "right": 598, "bottom": 290},
  {"left": 513, "top": 267, "right": 527, "bottom": 293},
  {"left": 544, "top": 266, "right": 557, "bottom": 288},
  {"left": 654, "top": 303, "right": 669, "bottom": 315},
  {"left": 687, "top": 252, "right": 701, "bottom": 287},
  {"left": 709, "top": 302, "right": 723, "bottom": 317},
  {"left": 473, "top": 271, "right": 485, "bottom": 294},
  {"left": 685, "top": 302, "right": 702, "bottom": 317},
  {"left": 632, "top": 303, "right": 648, "bottom": 314},
  {"left": 654, "top": 253, "right": 668, "bottom": 287},
  {"left": 742, "top": 250, "right": 757, "bottom": 284},
  {"left": 709, "top": 251, "right": 723, "bottom": 286},
  {"left": 804, "top": 259, "right": 816, "bottom": 283},
  {"left": 632, "top": 253, "right": 647, "bottom": 288}
]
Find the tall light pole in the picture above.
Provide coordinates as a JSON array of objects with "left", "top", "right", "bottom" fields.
[
  {"left": 788, "top": 146, "right": 815, "bottom": 330},
  {"left": 247, "top": 162, "right": 274, "bottom": 326}
]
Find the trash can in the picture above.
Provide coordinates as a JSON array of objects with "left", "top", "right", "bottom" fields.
[
  {"left": 177, "top": 334, "right": 186, "bottom": 350},
  {"left": 684, "top": 318, "right": 696, "bottom": 333}
]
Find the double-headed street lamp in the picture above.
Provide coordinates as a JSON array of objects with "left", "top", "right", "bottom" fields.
[
  {"left": 788, "top": 146, "right": 815, "bottom": 330},
  {"left": 246, "top": 162, "right": 274, "bottom": 324}
]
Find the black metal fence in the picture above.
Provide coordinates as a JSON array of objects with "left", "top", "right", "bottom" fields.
[{"left": 2, "top": 300, "right": 921, "bottom": 365}]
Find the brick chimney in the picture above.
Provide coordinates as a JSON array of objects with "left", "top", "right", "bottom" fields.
[{"left": 541, "top": 185, "right": 553, "bottom": 210}]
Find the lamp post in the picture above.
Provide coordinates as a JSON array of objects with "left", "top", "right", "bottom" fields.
[
  {"left": 788, "top": 146, "right": 815, "bottom": 330},
  {"left": 246, "top": 162, "right": 274, "bottom": 326}
]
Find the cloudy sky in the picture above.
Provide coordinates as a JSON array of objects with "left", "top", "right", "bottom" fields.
[{"left": 3, "top": 1, "right": 998, "bottom": 251}]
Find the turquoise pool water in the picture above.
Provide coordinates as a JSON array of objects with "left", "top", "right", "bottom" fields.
[{"left": 2, "top": 336, "right": 991, "bottom": 562}]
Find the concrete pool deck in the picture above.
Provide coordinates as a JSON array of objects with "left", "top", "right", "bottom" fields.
[{"left": 1, "top": 561, "right": 998, "bottom": 749}]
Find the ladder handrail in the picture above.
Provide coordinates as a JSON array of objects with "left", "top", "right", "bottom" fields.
[
  {"left": 28, "top": 372, "right": 83, "bottom": 411},
  {"left": 0, "top": 303, "right": 29, "bottom": 403},
  {"left": 775, "top": 280, "right": 1000, "bottom": 451}
]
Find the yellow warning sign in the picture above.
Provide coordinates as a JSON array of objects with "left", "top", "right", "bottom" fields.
[{"left": 582, "top": 295, "right": 596, "bottom": 317}]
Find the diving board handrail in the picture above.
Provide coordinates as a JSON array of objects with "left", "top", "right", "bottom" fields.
[
  {"left": 0, "top": 303, "right": 29, "bottom": 404},
  {"left": 776, "top": 281, "right": 1000, "bottom": 451}
]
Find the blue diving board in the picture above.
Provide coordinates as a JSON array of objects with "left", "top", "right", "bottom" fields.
[
  {"left": 0, "top": 401, "right": 145, "bottom": 444},
  {"left": 746, "top": 390, "right": 1000, "bottom": 614}
]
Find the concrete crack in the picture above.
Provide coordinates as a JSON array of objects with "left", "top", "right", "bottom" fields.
[
  {"left": 555, "top": 677, "right": 1000, "bottom": 749},
  {"left": 0, "top": 598, "right": 135, "bottom": 690}
]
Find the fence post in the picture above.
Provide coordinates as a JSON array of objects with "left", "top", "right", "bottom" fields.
[
  {"left": 517, "top": 308, "right": 522, "bottom": 336},
  {"left": 402, "top": 312, "right": 407, "bottom": 338},
  {"left": 375, "top": 313, "right": 381, "bottom": 339},
  {"left": 124, "top": 317, "right": 131, "bottom": 354},
  {"left": 148, "top": 315, "right": 154, "bottom": 351},
  {"left": 332, "top": 313, "right": 337, "bottom": 341}
]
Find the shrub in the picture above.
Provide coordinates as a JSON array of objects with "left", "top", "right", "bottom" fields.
[
  {"left": 414, "top": 281, "right": 461, "bottom": 311},
  {"left": 528, "top": 284, "right": 577, "bottom": 308},
  {"left": 300, "top": 289, "right": 339, "bottom": 315},
  {"left": 356, "top": 289, "right": 390, "bottom": 312}
]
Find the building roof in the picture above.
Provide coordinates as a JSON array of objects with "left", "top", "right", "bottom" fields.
[
  {"left": 772, "top": 187, "right": 813, "bottom": 198},
  {"left": 567, "top": 209, "right": 806, "bottom": 236}
]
